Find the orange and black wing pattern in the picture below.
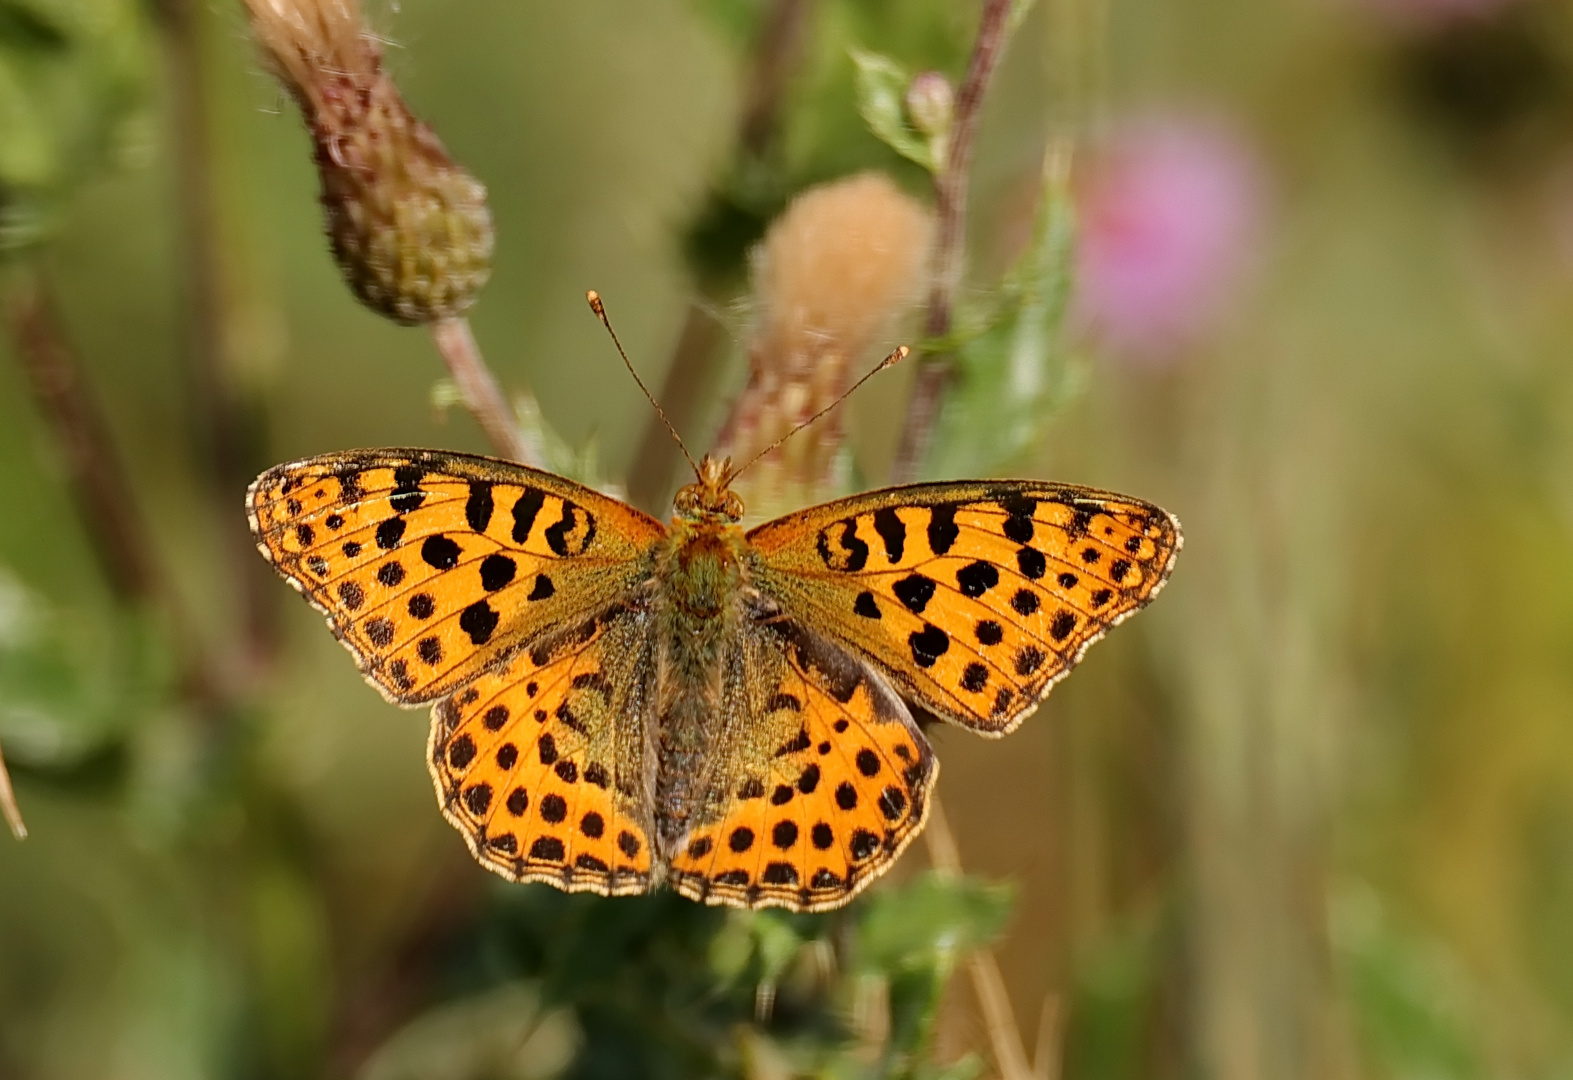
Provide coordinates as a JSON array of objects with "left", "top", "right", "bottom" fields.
[
  {"left": 666, "top": 620, "right": 935, "bottom": 912},
  {"left": 747, "top": 482, "right": 1181, "bottom": 735},
  {"left": 427, "top": 603, "right": 657, "bottom": 895},
  {"left": 247, "top": 449, "right": 663, "bottom": 704}
]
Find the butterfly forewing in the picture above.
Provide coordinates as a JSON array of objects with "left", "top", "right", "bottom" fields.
[
  {"left": 247, "top": 449, "right": 663, "bottom": 704},
  {"left": 747, "top": 482, "right": 1182, "bottom": 735},
  {"left": 428, "top": 603, "right": 657, "bottom": 894}
]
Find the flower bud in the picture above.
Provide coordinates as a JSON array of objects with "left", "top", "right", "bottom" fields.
[
  {"left": 242, "top": 0, "right": 492, "bottom": 324},
  {"left": 905, "top": 71, "right": 955, "bottom": 142},
  {"left": 719, "top": 173, "right": 933, "bottom": 518}
]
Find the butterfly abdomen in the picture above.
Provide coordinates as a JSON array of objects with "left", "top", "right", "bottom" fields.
[{"left": 649, "top": 521, "right": 755, "bottom": 853}]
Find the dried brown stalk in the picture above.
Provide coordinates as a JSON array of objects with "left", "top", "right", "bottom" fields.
[
  {"left": 0, "top": 740, "right": 24, "bottom": 839},
  {"left": 431, "top": 318, "right": 537, "bottom": 465},
  {"left": 891, "top": 0, "right": 1017, "bottom": 483},
  {"left": 923, "top": 797, "right": 1037, "bottom": 1080},
  {"left": 5, "top": 276, "right": 161, "bottom": 603},
  {"left": 4, "top": 270, "right": 225, "bottom": 714}
]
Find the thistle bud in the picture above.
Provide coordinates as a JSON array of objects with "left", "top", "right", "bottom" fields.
[
  {"left": 242, "top": 0, "right": 492, "bottom": 324},
  {"left": 718, "top": 173, "right": 933, "bottom": 519}
]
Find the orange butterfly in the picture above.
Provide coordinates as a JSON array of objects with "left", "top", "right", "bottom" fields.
[{"left": 248, "top": 443, "right": 1180, "bottom": 911}]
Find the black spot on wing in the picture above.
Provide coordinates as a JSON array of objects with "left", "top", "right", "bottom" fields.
[
  {"left": 463, "top": 783, "right": 492, "bottom": 816},
  {"left": 376, "top": 517, "right": 406, "bottom": 550},
  {"left": 927, "top": 505, "right": 959, "bottom": 555},
  {"left": 529, "top": 836, "right": 565, "bottom": 861},
  {"left": 544, "top": 502, "right": 596, "bottom": 557},
  {"left": 892, "top": 574, "right": 937, "bottom": 614},
  {"left": 961, "top": 662, "right": 989, "bottom": 692},
  {"left": 447, "top": 735, "right": 476, "bottom": 768},
  {"left": 422, "top": 535, "right": 461, "bottom": 570},
  {"left": 908, "top": 624, "right": 949, "bottom": 668},
  {"left": 1001, "top": 493, "right": 1037, "bottom": 543},
  {"left": 956, "top": 561, "right": 999, "bottom": 597},
  {"left": 466, "top": 481, "right": 494, "bottom": 532},
  {"left": 1016, "top": 646, "right": 1045, "bottom": 676},
  {"left": 459, "top": 600, "right": 499, "bottom": 644},
  {"left": 854, "top": 591, "right": 881, "bottom": 619},
  {"left": 872, "top": 507, "right": 906, "bottom": 563},
  {"left": 512, "top": 488, "right": 545, "bottom": 544},
  {"left": 391, "top": 465, "right": 426, "bottom": 513},
  {"left": 816, "top": 518, "right": 869, "bottom": 572},
  {"left": 480, "top": 553, "right": 516, "bottom": 591}
]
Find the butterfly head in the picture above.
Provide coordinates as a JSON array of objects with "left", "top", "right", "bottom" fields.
[{"left": 674, "top": 455, "right": 745, "bottom": 523}]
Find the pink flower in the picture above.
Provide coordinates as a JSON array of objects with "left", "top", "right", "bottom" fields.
[{"left": 1073, "top": 114, "right": 1267, "bottom": 363}]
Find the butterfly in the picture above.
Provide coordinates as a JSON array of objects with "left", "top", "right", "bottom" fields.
[{"left": 248, "top": 444, "right": 1181, "bottom": 911}]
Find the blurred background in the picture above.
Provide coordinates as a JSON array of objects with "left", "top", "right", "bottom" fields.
[{"left": 3, "top": 0, "right": 1573, "bottom": 1076}]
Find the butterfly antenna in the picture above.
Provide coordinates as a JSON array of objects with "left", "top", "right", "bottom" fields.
[
  {"left": 586, "top": 290, "right": 700, "bottom": 479},
  {"left": 727, "top": 345, "right": 909, "bottom": 484}
]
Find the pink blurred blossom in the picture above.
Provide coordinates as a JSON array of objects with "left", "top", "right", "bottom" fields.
[{"left": 1073, "top": 114, "right": 1268, "bottom": 363}]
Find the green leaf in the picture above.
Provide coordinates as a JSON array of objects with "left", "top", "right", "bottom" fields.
[
  {"left": 1331, "top": 884, "right": 1485, "bottom": 1080},
  {"left": 0, "top": 567, "right": 148, "bottom": 769},
  {"left": 0, "top": 0, "right": 152, "bottom": 254},
  {"left": 855, "top": 873, "right": 1014, "bottom": 974},
  {"left": 850, "top": 48, "right": 939, "bottom": 172},
  {"left": 359, "top": 981, "right": 580, "bottom": 1080}
]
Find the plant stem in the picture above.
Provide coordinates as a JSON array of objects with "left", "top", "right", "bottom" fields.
[
  {"left": 430, "top": 317, "right": 538, "bottom": 465},
  {"left": 923, "top": 796, "right": 1036, "bottom": 1080},
  {"left": 891, "top": 0, "right": 1015, "bottom": 483},
  {"left": 5, "top": 275, "right": 161, "bottom": 603},
  {"left": 0, "top": 740, "right": 24, "bottom": 839},
  {"left": 4, "top": 269, "right": 225, "bottom": 715}
]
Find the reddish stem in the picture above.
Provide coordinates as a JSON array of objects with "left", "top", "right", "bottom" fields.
[{"left": 891, "top": 0, "right": 1015, "bottom": 483}]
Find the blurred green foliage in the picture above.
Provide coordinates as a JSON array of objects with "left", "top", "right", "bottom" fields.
[{"left": 0, "top": 0, "right": 152, "bottom": 251}]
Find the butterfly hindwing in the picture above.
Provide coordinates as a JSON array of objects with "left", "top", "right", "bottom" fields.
[
  {"left": 428, "top": 603, "right": 657, "bottom": 894},
  {"left": 666, "top": 617, "right": 936, "bottom": 912},
  {"left": 247, "top": 449, "right": 663, "bottom": 704},
  {"left": 747, "top": 482, "right": 1182, "bottom": 735}
]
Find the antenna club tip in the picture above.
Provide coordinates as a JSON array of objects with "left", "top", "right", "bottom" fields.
[
  {"left": 887, "top": 345, "right": 910, "bottom": 366},
  {"left": 586, "top": 290, "right": 604, "bottom": 313}
]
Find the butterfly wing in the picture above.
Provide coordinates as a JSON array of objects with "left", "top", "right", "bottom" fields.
[
  {"left": 663, "top": 610, "right": 936, "bottom": 912},
  {"left": 428, "top": 602, "right": 657, "bottom": 894},
  {"left": 746, "top": 481, "right": 1181, "bottom": 735},
  {"left": 248, "top": 449, "right": 664, "bottom": 704}
]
